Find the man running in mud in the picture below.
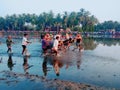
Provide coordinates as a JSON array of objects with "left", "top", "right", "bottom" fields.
[{"left": 22, "top": 33, "right": 31, "bottom": 55}]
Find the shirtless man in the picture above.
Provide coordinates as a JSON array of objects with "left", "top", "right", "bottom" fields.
[{"left": 72, "top": 33, "right": 83, "bottom": 51}]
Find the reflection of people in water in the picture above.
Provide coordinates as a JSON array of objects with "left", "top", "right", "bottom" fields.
[
  {"left": 23, "top": 56, "right": 29, "bottom": 74},
  {"left": 53, "top": 59, "right": 63, "bottom": 76},
  {"left": 42, "top": 56, "right": 48, "bottom": 76},
  {"left": 76, "top": 52, "right": 82, "bottom": 69},
  {"left": 76, "top": 60, "right": 81, "bottom": 69},
  {"left": 42, "top": 55, "right": 63, "bottom": 76},
  {"left": 7, "top": 55, "right": 14, "bottom": 71},
  {"left": 23, "top": 56, "right": 33, "bottom": 74}
]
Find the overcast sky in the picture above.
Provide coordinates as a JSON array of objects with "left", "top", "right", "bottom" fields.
[{"left": 0, "top": 0, "right": 120, "bottom": 22}]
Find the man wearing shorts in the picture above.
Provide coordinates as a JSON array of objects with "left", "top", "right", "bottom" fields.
[{"left": 22, "top": 33, "right": 31, "bottom": 55}]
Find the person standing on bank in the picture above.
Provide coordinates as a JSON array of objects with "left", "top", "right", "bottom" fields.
[{"left": 22, "top": 33, "right": 31, "bottom": 55}]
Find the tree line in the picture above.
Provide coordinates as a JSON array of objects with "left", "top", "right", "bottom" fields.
[
  {"left": 0, "top": 8, "right": 98, "bottom": 32},
  {"left": 0, "top": 8, "right": 120, "bottom": 32},
  {"left": 95, "top": 21, "right": 120, "bottom": 32}
]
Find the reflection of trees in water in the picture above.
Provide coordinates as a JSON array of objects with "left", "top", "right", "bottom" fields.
[
  {"left": 83, "top": 38, "right": 98, "bottom": 50},
  {"left": 94, "top": 38, "right": 120, "bottom": 46},
  {"left": 83, "top": 37, "right": 120, "bottom": 50}
]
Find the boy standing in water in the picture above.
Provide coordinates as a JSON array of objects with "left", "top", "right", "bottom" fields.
[
  {"left": 72, "top": 33, "right": 83, "bottom": 51},
  {"left": 6, "top": 35, "right": 14, "bottom": 53},
  {"left": 22, "top": 33, "right": 31, "bottom": 55},
  {"left": 41, "top": 35, "right": 47, "bottom": 54},
  {"left": 52, "top": 36, "right": 59, "bottom": 56}
]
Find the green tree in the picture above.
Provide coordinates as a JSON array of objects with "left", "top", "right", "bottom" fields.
[
  {"left": 0, "top": 8, "right": 102, "bottom": 32},
  {"left": 0, "top": 17, "right": 5, "bottom": 30}
]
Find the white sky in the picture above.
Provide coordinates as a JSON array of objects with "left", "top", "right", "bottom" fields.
[{"left": 0, "top": 0, "right": 120, "bottom": 22}]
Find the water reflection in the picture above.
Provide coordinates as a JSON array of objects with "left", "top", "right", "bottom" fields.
[
  {"left": 23, "top": 56, "right": 33, "bottom": 74},
  {"left": 42, "top": 50, "right": 82, "bottom": 76},
  {"left": 76, "top": 54, "right": 82, "bottom": 69},
  {"left": 53, "top": 58, "right": 63, "bottom": 76},
  {"left": 62, "top": 50, "right": 82, "bottom": 70},
  {"left": 7, "top": 54, "right": 14, "bottom": 71},
  {"left": 42, "top": 56, "right": 48, "bottom": 76},
  {"left": 42, "top": 55, "right": 63, "bottom": 76},
  {"left": 83, "top": 38, "right": 98, "bottom": 50},
  {"left": 82, "top": 37, "right": 120, "bottom": 50},
  {"left": 2, "top": 37, "right": 120, "bottom": 88},
  {"left": 94, "top": 38, "right": 120, "bottom": 46}
]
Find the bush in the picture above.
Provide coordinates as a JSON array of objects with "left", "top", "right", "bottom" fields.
[{"left": 73, "top": 26, "right": 82, "bottom": 32}]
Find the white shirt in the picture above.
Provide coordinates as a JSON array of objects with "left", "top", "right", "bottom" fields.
[
  {"left": 22, "top": 37, "right": 28, "bottom": 46},
  {"left": 54, "top": 34, "right": 61, "bottom": 41},
  {"left": 66, "top": 33, "right": 69, "bottom": 39},
  {"left": 53, "top": 39, "right": 59, "bottom": 50}
]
